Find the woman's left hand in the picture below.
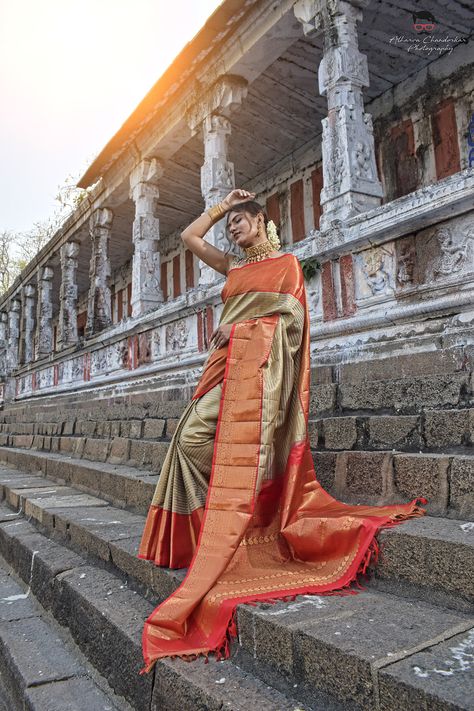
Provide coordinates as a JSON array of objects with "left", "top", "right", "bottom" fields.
[{"left": 209, "top": 323, "right": 233, "bottom": 349}]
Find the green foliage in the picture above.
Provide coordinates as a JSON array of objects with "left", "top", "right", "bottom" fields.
[{"left": 299, "top": 256, "right": 321, "bottom": 281}]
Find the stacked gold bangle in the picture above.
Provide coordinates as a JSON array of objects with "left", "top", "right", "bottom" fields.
[{"left": 205, "top": 201, "right": 228, "bottom": 225}]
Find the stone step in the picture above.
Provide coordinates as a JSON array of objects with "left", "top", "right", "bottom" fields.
[
  {"left": 2, "top": 404, "right": 473, "bottom": 456},
  {"left": 0, "top": 501, "right": 472, "bottom": 711},
  {"left": 0, "top": 508, "right": 331, "bottom": 711},
  {"left": 1, "top": 443, "right": 473, "bottom": 520},
  {"left": 0, "top": 555, "right": 131, "bottom": 711},
  {"left": 1, "top": 357, "right": 472, "bottom": 428},
  {"left": 309, "top": 408, "right": 474, "bottom": 452},
  {"left": 3, "top": 439, "right": 474, "bottom": 523},
  {"left": 312, "top": 370, "right": 472, "bottom": 416},
  {"left": 0, "top": 463, "right": 472, "bottom": 612}
]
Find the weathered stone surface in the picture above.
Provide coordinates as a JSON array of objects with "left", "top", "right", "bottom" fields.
[
  {"left": 313, "top": 451, "right": 337, "bottom": 493},
  {"left": 128, "top": 440, "right": 154, "bottom": 467},
  {"left": 369, "top": 415, "right": 419, "bottom": 449},
  {"left": 143, "top": 418, "right": 166, "bottom": 439},
  {"left": 108, "top": 437, "right": 131, "bottom": 465},
  {"left": 376, "top": 517, "right": 474, "bottom": 607},
  {"left": 340, "top": 373, "right": 467, "bottom": 413},
  {"left": 77, "top": 420, "right": 97, "bottom": 436},
  {"left": 0, "top": 616, "right": 83, "bottom": 688},
  {"left": 343, "top": 451, "right": 388, "bottom": 499},
  {"left": 424, "top": 408, "right": 470, "bottom": 448},
  {"left": 25, "top": 677, "right": 123, "bottom": 711},
  {"left": 450, "top": 456, "right": 474, "bottom": 517},
  {"left": 310, "top": 384, "right": 337, "bottom": 415},
  {"left": 378, "top": 627, "right": 474, "bottom": 711},
  {"left": 82, "top": 438, "right": 109, "bottom": 462},
  {"left": 165, "top": 419, "right": 180, "bottom": 437},
  {"left": 323, "top": 417, "right": 358, "bottom": 450},
  {"left": 238, "top": 590, "right": 468, "bottom": 710},
  {"left": 58, "top": 565, "right": 153, "bottom": 708},
  {"left": 393, "top": 454, "right": 449, "bottom": 513},
  {"left": 150, "top": 441, "right": 170, "bottom": 471},
  {"left": 336, "top": 349, "right": 464, "bottom": 384}
]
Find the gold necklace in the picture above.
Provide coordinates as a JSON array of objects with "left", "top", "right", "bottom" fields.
[{"left": 243, "top": 239, "right": 274, "bottom": 263}]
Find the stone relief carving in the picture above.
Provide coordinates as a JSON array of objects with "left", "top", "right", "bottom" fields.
[
  {"left": 354, "top": 245, "right": 395, "bottom": 301},
  {"left": 434, "top": 226, "right": 473, "bottom": 277},
  {"left": 396, "top": 238, "right": 417, "bottom": 288},
  {"left": 306, "top": 271, "right": 322, "bottom": 320},
  {"left": 165, "top": 320, "right": 188, "bottom": 352}
]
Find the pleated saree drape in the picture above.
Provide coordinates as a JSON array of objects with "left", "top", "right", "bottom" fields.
[{"left": 138, "top": 253, "right": 426, "bottom": 673}]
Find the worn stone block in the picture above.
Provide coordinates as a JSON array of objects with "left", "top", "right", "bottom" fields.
[
  {"left": 108, "top": 437, "right": 131, "bottom": 465},
  {"left": 128, "top": 440, "right": 154, "bottom": 467},
  {"left": 109, "top": 421, "right": 121, "bottom": 437},
  {"left": 312, "top": 451, "right": 337, "bottom": 493},
  {"left": 393, "top": 453, "right": 449, "bottom": 512},
  {"left": 450, "top": 456, "right": 474, "bottom": 516},
  {"left": 323, "top": 417, "right": 358, "bottom": 450},
  {"left": 82, "top": 438, "right": 109, "bottom": 463},
  {"left": 379, "top": 628, "right": 474, "bottom": 711},
  {"left": 150, "top": 442, "right": 170, "bottom": 472},
  {"left": 166, "top": 419, "right": 180, "bottom": 437},
  {"left": 344, "top": 451, "right": 389, "bottom": 499},
  {"left": 424, "top": 408, "right": 470, "bottom": 447},
  {"left": 143, "top": 419, "right": 166, "bottom": 439},
  {"left": 62, "top": 420, "right": 75, "bottom": 435},
  {"left": 369, "top": 415, "right": 419, "bottom": 449},
  {"left": 77, "top": 420, "right": 96, "bottom": 437},
  {"left": 308, "top": 420, "right": 320, "bottom": 448},
  {"left": 309, "top": 384, "right": 337, "bottom": 415}
]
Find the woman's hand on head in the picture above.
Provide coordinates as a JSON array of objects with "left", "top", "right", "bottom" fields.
[
  {"left": 222, "top": 189, "right": 256, "bottom": 210},
  {"left": 209, "top": 323, "right": 233, "bottom": 349}
]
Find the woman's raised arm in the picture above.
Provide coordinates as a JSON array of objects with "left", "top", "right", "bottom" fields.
[{"left": 181, "top": 189, "right": 255, "bottom": 275}]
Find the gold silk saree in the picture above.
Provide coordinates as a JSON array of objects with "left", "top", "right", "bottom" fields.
[{"left": 138, "top": 253, "right": 426, "bottom": 673}]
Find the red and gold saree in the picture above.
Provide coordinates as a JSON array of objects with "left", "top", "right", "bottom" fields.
[{"left": 138, "top": 253, "right": 425, "bottom": 673}]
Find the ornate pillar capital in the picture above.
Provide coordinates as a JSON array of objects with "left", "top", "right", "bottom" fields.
[
  {"left": 186, "top": 74, "right": 248, "bottom": 136},
  {"left": 129, "top": 157, "right": 164, "bottom": 197}
]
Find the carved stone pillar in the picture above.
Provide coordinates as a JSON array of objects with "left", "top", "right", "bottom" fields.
[
  {"left": 6, "top": 299, "right": 21, "bottom": 372},
  {"left": 0, "top": 311, "right": 8, "bottom": 376},
  {"left": 58, "top": 241, "right": 80, "bottom": 349},
  {"left": 187, "top": 75, "right": 248, "bottom": 284},
  {"left": 86, "top": 208, "right": 113, "bottom": 337},
  {"left": 129, "top": 158, "right": 164, "bottom": 316},
  {"left": 22, "top": 284, "right": 36, "bottom": 364},
  {"left": 294, "top": 0, "right": 383, "bottom": 230},
  {"left": 35, "top": 267, "right": 54, "bottom": 360}
]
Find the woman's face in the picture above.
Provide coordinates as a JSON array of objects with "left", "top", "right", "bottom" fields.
[{"left": 227, "top": 210, "right": 264, "bottom": 248}]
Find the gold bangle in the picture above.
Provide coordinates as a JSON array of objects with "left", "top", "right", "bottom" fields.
[{"left": 206, "top": 201, "right": 228, "bottom": 224}]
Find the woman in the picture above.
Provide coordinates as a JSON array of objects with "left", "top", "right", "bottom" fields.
[{"left": 138, "top": 189, "right": 426, "bottom": 673}]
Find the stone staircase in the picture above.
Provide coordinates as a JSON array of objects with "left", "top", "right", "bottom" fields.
[{"left": 0, "top": 348, "right": 472, "bottom": 710}]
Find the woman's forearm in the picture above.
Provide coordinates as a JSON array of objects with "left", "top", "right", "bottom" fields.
[{"left": 181, "top": 200, "right": 229, "bottom": 241}]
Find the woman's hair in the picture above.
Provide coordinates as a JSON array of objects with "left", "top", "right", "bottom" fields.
[{"left": 223, "top": 200, "right": 268, "bottom": 256}]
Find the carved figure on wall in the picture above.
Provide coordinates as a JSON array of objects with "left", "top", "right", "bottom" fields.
[
  {"left": 434, "top": 226, "right": 472, "bottom": 277},
  {"left": 362, "top": 249, "right": 392, "bottom": 295},
  {"left": 354, "top": 141, "right": 372, "bottom": 179},
  {"left": 397, "top": 241, "right": 416, "bottom": 286}
]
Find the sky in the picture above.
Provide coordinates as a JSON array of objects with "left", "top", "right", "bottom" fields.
[{"left": 0, "top": 0, "right": 224, "bottom": 234}]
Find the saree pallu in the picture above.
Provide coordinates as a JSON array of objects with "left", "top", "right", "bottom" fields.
[{"left": 138, "top": 253, "right": 426, "bottom": 672}]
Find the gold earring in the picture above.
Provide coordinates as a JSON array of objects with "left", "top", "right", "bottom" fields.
[{"left": 257, "top": 220, "right": 261, "bottom": 239}]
